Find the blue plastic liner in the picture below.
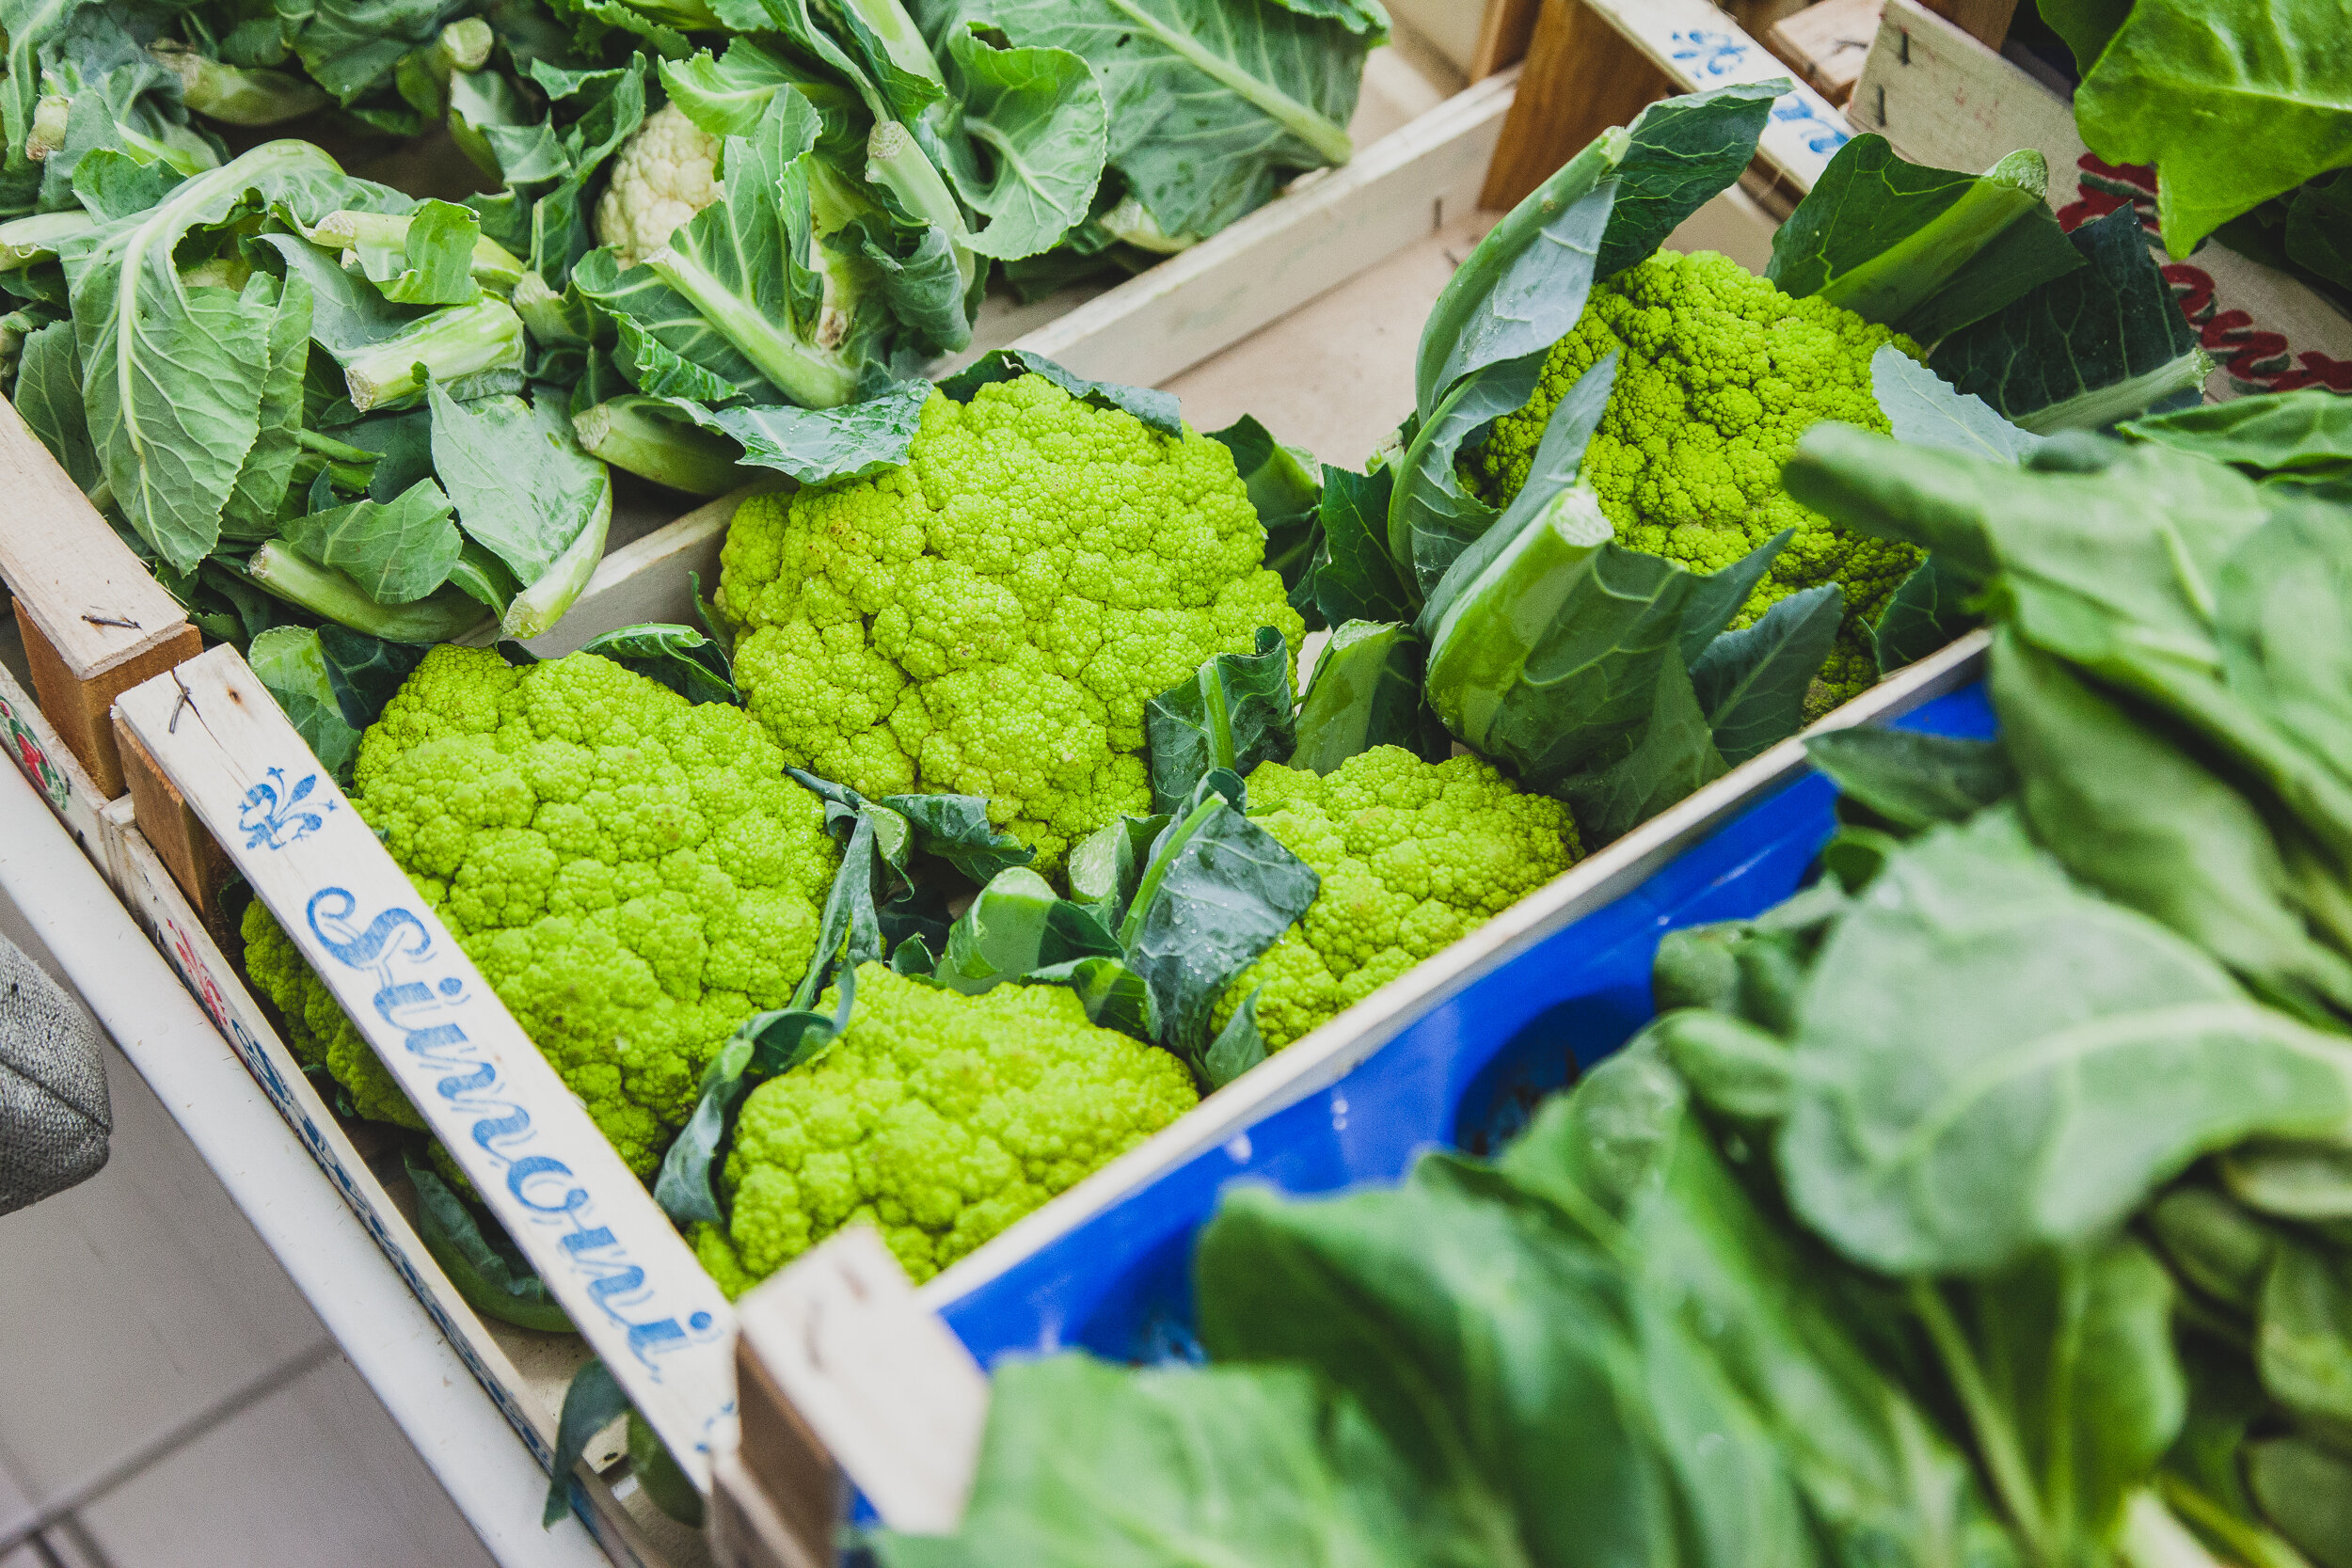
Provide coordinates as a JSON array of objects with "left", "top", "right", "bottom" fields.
[{"left": 937, "top": 682, "right": 1999, "bottom": 1371}]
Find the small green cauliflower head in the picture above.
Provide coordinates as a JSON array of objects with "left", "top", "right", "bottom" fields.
[
  {"left": 1216, "top": 747, "right": 1581, "bottom": 1052},
  {"left": 1469, "top": 249, "right": 1926, "bottom": 712},
  {"left": 720, "top": 375, "right": 1306, "bottom": 874},
  {"left": 593, "top": 102, "right": 722, "bottom": 268},
  {"left": 241, "top": 646, "right": 841, "bottom": 1176},
  {"left": 693, "top": 962, "right": 1200, "bottom": 1293}
]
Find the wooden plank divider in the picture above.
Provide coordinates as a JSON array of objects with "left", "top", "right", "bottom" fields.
[
  {"left": 111, "top": 711, "right": 232, "bottom": 932},
  {"left": 0, "top": 399, "right": 199, "bottom": 797},
  {"left": 113, "top": 643, "right": 739, "bottom": 1493}
]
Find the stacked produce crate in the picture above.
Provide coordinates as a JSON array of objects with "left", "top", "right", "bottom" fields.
[{"left": 3, "top": 0, "right": 2345, "bottom": 1564}]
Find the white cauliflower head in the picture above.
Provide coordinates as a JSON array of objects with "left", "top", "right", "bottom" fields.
[{"left": 594, "top": 103, "right": 723, "bottom": 268}]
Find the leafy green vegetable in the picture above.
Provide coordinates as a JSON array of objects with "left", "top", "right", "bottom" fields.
[
  {"left": 278, "top": 479, "right": 462, "bottom": 605},
  {"left": 1803, "top": 726, "right": 2015, "bottom": 833},
  {"left": 2071, "top": 0, "right": 2352, "bottom": 255},
  {"left": 426, "top": 383, "right": 611, "bottom": 639},
  {"left": 936, "top": 347, "right": 1178, "bottom": 435},
  {"left": 1289, "top": 620, "right": 1444, "bottom": 776},
  {"left": 575, "top": 622, "right": 736, "bottom": 705},
  {"left": 934, "top": 867, "right": 1121, "bottom": 993},
  {"left": 403, "top": 1146, "right": 573, "bottom": 1335},
  {"left": 1142, "top": 626, "right": 1295, "bottom": 811},
  {"left": 1872, "top": 345, "right": 2042, "bottom": 463},
  {"left": 1927, "top": 207, "right": 2208, "bottom": 433},
  {"left": 1768, "top": 137, "right": 2084, "bottom": 342},
  {"left": 2121, "top": 388, "right": 2352, "bottom": 476}
]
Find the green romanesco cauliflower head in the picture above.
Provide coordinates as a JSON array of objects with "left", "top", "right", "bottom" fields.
[
  {"left": 240, "top": 645, "right": 840, "bottom": 1176},
  {"left": 695, "top": 962, "right": 1199, "bottom": 1292},
  {"left": 1216, "top": 747, "right": 1581, "bottom": 1052},
  {"left": 719, "top": 375, "right": 1306, "bottom": 875},
  {"left": 593, "top": 102, "right": 722, "bottom": 268},
  {"left": 1468, "top": 249, "right": 1925, "bottom": 711}
]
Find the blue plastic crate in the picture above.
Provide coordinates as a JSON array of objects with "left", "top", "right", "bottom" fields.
[{"left": 935, "top": 681, "right": 1999, "bottom": 1371}]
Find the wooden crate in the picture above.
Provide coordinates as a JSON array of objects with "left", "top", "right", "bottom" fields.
[{"left": 1851, "top": 0, "right": 2351, "bottom": 401}]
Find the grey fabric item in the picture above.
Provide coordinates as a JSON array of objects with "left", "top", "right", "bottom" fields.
[{"left": 1, "top": 929, "right": 110, "bottom": 1214}]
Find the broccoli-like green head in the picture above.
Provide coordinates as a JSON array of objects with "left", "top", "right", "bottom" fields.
[
  {"left": 1468, "top": 249, "right": 1925, "bottom": 712},
  {"left": 719, "top": 375, "right": 1307, "bottom": 874},
  {"left": 695, "top": 961, "right": 1199, "bottom": 1292},
  {"left": 1215, "top": 747, "right": 1581, "bottom": 1052},
  {"left": 241, "top": 646, "right": 841, "bottom": 1176}
]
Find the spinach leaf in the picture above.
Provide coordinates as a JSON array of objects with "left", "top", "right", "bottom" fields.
[
  {"left": 2218, "top": 1139, "right": 2352, "bottom": 1223},
  {"left": 1777, "top": 809, "right": 2352, "bottom": 1275},
  {"left": 867, "top": 1357, "right": 1455, "bottom": 1568},
  {"left": 2072, "top": 0, "right": 2352, "bottom": 254},
  {"left": 2245, "top": 1436, "right": 2352, "bottom": 1568},
  {"left": 1804, "top": 726, "right": 2015, "bottom": 833},
  {"left": 2257, "top": 1239, "right": 2352, "bottom": 1447},
  {"left": 1143, "top": 627, "right": 1295, "bottom": 812},
  {"left": 2122, "top": 388, "right": 2352, "bottom": 476}
]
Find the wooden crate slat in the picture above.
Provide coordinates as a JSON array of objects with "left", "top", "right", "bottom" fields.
[
  {"left": 1766, "top": 0, "right": 1883, "bottom": 106},
  {"left": 1471, "top": 0, "right": 1542, "bottom": 78},
  {"left": 113, "top": 644, "right": 737, "bottom": 1490},
  {"left": 0, "top": 656, "right": 113, "bottom": 863},
  {"left": 1481, "top": 0, "right": 1674, "bottom": 211}
]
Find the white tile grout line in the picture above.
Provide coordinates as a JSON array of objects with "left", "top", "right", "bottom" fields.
[{"left": 0, "top": 1340, "right": 340, "bottom": 1557}]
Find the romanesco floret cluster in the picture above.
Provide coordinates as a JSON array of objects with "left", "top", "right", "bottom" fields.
[
  {"left": 693, "top": 962, "right": 1199, "bottom": 1292},
  {"left": 1468, "top": 249, "right": 1925, "bottom": 709},
  {"left": 1216, "top": 747, "right": 1581, "bottom": 1052},
  {"left": 718, "top": 375, "right": 1306, "bottom": 875},
  {"left": 241, "top": 646, "right": 840, "bottom": 1176}
]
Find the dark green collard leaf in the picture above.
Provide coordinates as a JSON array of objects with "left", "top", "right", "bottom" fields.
[
  {"left": 880, "top": 793, "right": 1035, "bottom": 886},
  {"left": 316, "top": 625, "right": 428, "bottom": 731},
  {"left": 1873, "top": 346, "right": 2042, "bottom": 464},
  {"left": 1649, "top": 882, "right": 1849, "bottom": 1035},
  {"left": 1804, "top": 725, "right": 2015, "bottom": 833},
  {"left": 2073, "top": 0, "right": 2352, "bottom": 255},
  {"left": 1768, "top": 135, "right": 2082, "bottom": 341},
  {"left": 546, "top": 1359, "right": 627, "bottom": 1527},
  {"left": 2287, "top": 173, "right": 2352, "bottom": 290},
  {"left": 1200, "top": 988, "right": 1269, "bottom": 1089},
  {"left": 1065, "top": 815, "right": 1168, "bottom": 930},
  {"left": 687, "top": 380, "right": 929, "bottom": 485},
  {"left": 1777, "top": 809, "right": 2352, "bottom": 1275},
  {"left": 937, "top": 348, "right": 1180, "bottom": 436},
  {"left": 1691, "top": 582, "right": 1843, "bottom": 766},
  {"left": 793, "top": 791, "right": 892, "bottom": 1010},
  {"left": 1289, "top": 620, "right": 1445, "bottom": 776},
  {"left": 928, "top": 0, "right": 1386, "bottom": 241},
  {"left": 653, "top": 971, "right": 854, "bottom": 1227},
  {"left": 1119, "top": 788, "right": 1319, "bottom": 1061},
  {"left": 1303, "top": 463, "right": 1409, "bottom": 628},
  {"left": 2259, "top": 1239, "right": 2352, "bottom": 1446},
  {"left": 1927, "top": 207, "right": 2206, "bottom": 434},
  {"left": 1872, "top": 554, "right": 1982, "bottom": 674},
  {"left": 1555, "top": 645, "right": 1728, "bottom": 847},
  {"left": 1992, "top": 632, "right": 2352, "bottom": 1024},
  {"left": 1144, "top": 627, "right": 1295, "bottom": 813},
  {"left": 13, "top": 321, "right": 101, "bottom": 495},
  {"left": 934, "top": 868, "right": 1121, "bottom": 995},
  {"left": 2246, "top": 1438, "right": 2352, "bottom": 1568},
  {"left": 1919, "top": 1238, "right": 2185, "bottom": 1560},
  {"left": 576, "top": 622, "right": 737, "bottom": 705},
  {"left": 1411, "top": 122, "right": 1619, "bottom": 416},
  {"left": 1418, "top": 351, "right": 1619, "bottom": 639},
  {"left": 279, "top": 478, "right": 463, "bottom": 605},
  {"left": 627, "top": 1410, "right": 704, "bottom": 1528},
  {"left": 403, "top": 1147, "right": 571, "bottom": 1334},
  {"left": 2122, "top": 388, "right": 2352, "bottom": 476},
  {"left": 248, "top": 626, "right": 364, "bottom": 778},
  {"left": 938, "top": 26, "right": 1109, "bottom": 262},
  {"left": 1593, "top": 81, "right": 1780, "bottom": 282},
  {"left": 2218, "top": 1138, "right": 2352, "bottom": 1222},
  {"left": 866, "top": 1358, "right": 1449, "bottom": 1568}
]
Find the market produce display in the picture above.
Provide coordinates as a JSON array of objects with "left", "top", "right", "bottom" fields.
[{"left": 872, "top": 400, "right": 2352, "bottom": 1568}]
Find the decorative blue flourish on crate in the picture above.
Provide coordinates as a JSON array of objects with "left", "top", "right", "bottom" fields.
[
  {"left": 239, "top": 767, "right": 334, "bottom": 849},
  {"left": 305, "top": 886, "right": 723, "bottom": 1374},
  {"left": 1772, "top": 94, "right": 1852, "bottom": 156},
  {"left": 1669, "top": 27, "right": 1748, "bottom": 76}
]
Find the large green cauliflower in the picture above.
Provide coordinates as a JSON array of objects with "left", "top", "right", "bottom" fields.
[
  {"left": 719, "top": 375, "right": 1306, "bottom": 875},
  {"left": 1468, "top": 249, "right": 1924, "bottom": 709},
  {"left": 693, "top": 962, "right": 1199, "bottom": 1292},
  {"left": 242, "top": 646, "right": 841, "bottom": 1176},
  {"left": 1216, "top": 747, "right": 1581, "bottom": 1052}
]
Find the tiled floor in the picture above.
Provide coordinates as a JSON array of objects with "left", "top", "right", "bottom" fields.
[{"left": 0, "top": 897, "right": 500, "bottom": 1568}]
